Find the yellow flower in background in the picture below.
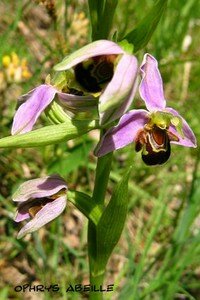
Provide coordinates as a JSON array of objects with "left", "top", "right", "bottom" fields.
[
  {"left": 11, "top": 52, "right": 20, "bottom": 67},
  {"left": 2, "top": 55, "right": 11, "bottom": 67},
  {"left": 1, "top": 52, "right": 32, "bottom": 85}
]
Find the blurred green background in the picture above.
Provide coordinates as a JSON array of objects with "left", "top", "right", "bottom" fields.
[{"left": 0, "top": 0, "right": 200, "bottom": 299}]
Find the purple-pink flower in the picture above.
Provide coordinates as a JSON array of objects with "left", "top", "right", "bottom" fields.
[
  {"left": 95, "top": 54, "right": 197, "bottom": 165},
  {"left": 12, "top": 40, "right": 138, "bottom": 135},
  {"left": 13, "top": 174, "right": 67, "bottom": 238}
]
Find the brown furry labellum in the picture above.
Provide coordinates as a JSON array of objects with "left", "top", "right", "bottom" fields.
[
  {"left": 135, "top": 125, "right": 179, "bottom": 165},
  {"left": 74, "top": 55, "right": 117, "bottom": 93}
]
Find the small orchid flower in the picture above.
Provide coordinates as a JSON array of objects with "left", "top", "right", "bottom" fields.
[
  {"left": 54, "top": 39, "right": 138, "bottom": 125},
  {"left": 95, "top": 54, "right": 197, "bottom": 165},
  {"left": 11, "top": 40, "right": 138, "bottom": 135},
  {"left": 13, "top": 174, "right": 67, "bottom": 238}
]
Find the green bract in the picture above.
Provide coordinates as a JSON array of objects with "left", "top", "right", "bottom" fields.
[{"left": 0, "top": 118, "right": 97, "bottom": 149}]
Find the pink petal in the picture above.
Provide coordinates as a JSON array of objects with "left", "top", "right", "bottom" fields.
[
  {"left": 17, "top": 196, "right": 67, "bottom": 238},
  {"left": 11, "top": 85, "right": 57, "bottom": 135},
  {"left": 99, "top": 54, "right": 138, "bottom": 124},
  {"left": 54, "top": 40, "right": 124, "bottom": 71},
  {"left": 139, "top": 53, "right": 166, "bottom": 112},
  {"left": 166, "top": 107, "right": 197, "bottom": 148},
  {"left": 13, "top": 174, "right": 67, "bottom": 203},
  {"left": 14, "top": 210, "right": 30, "bottom": 222},
  {"left": 58, "top": 92, "right": 98, "bottom": 109},
  {"left": 95, "top": 109, "right": 148, "bottom": 156}
]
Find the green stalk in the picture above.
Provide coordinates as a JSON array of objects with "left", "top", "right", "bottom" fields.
[
  {"left": 89, "top": 271, "right": 105, "bottom": 300},
  {"left": 88, "top": 152, "right": 113, "bottom": 300},
  {"left": 87, "top": 1, "right": 116, "bottom": 295},
  {"left": 92, "top": 153, "right": 113, "bottom": 205}
]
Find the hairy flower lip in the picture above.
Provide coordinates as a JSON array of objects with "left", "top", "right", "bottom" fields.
[
  {"left": 73, "top": 55, "right": 116, "bottom": 93},
  {"left": 135, "top": 125, "right": 179, "bottom": 166},
  {"left": 13, "top": 174, "right": 67, "bottom": 238},
  {"left": 95, "top": 53, "right": 197, "bottom": 161}
]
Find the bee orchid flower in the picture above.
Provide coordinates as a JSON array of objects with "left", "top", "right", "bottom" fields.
[
  {"left": 12, "top": 40, "right": 138, "bottom": 135},
  {"left": 13, "top": 174, "right": 67, "bottom": 238},
  {"left": 54, "top": 39, "right": 138, "bottom": 125},
  {"left": 95, "top": 54, "right": 197, "bottom": 165}
]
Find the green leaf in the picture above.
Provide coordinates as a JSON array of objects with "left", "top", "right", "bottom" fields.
[
  {"left": 67, "top": 190, "right": 102, "bottom": 226},
  {"left": 0, "top": 120, "right": 96, "bottom": 149},
  {"left": 88, "top": 0, "right": 99, "bottom": 40},
  {"left": 96, "top": 168, "right": 131, "bottom": 270},
  {"left": 88, "top": 0, "right": 118, "bottom": 40},
  {"left": 174, "top": 177, "right": 200, "bottom": 243},
  {"left": 100, "top": 0, "right": 118, "bottom": 39},
  {"left": 123, "top": 0, "right": 168, "bottom": 52},
  {"left": 48, "top": 141, "right": 93, "bottom": 176}
]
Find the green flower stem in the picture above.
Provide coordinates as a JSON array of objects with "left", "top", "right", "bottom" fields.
[
  {"left": 88, "top": 226, "right": 105, "bottom": 300},
  {"left": 87, "top": 3, "right": 116, "bottom": 294},
  {"left": 89, "top": 271, "right": 105, "bottom": 300},
  {"left": 92, "top": 152, "right": 113, "bottom": 205},
  {"left": 88, "top": 152, "right": 113, "bottom": 300}
]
